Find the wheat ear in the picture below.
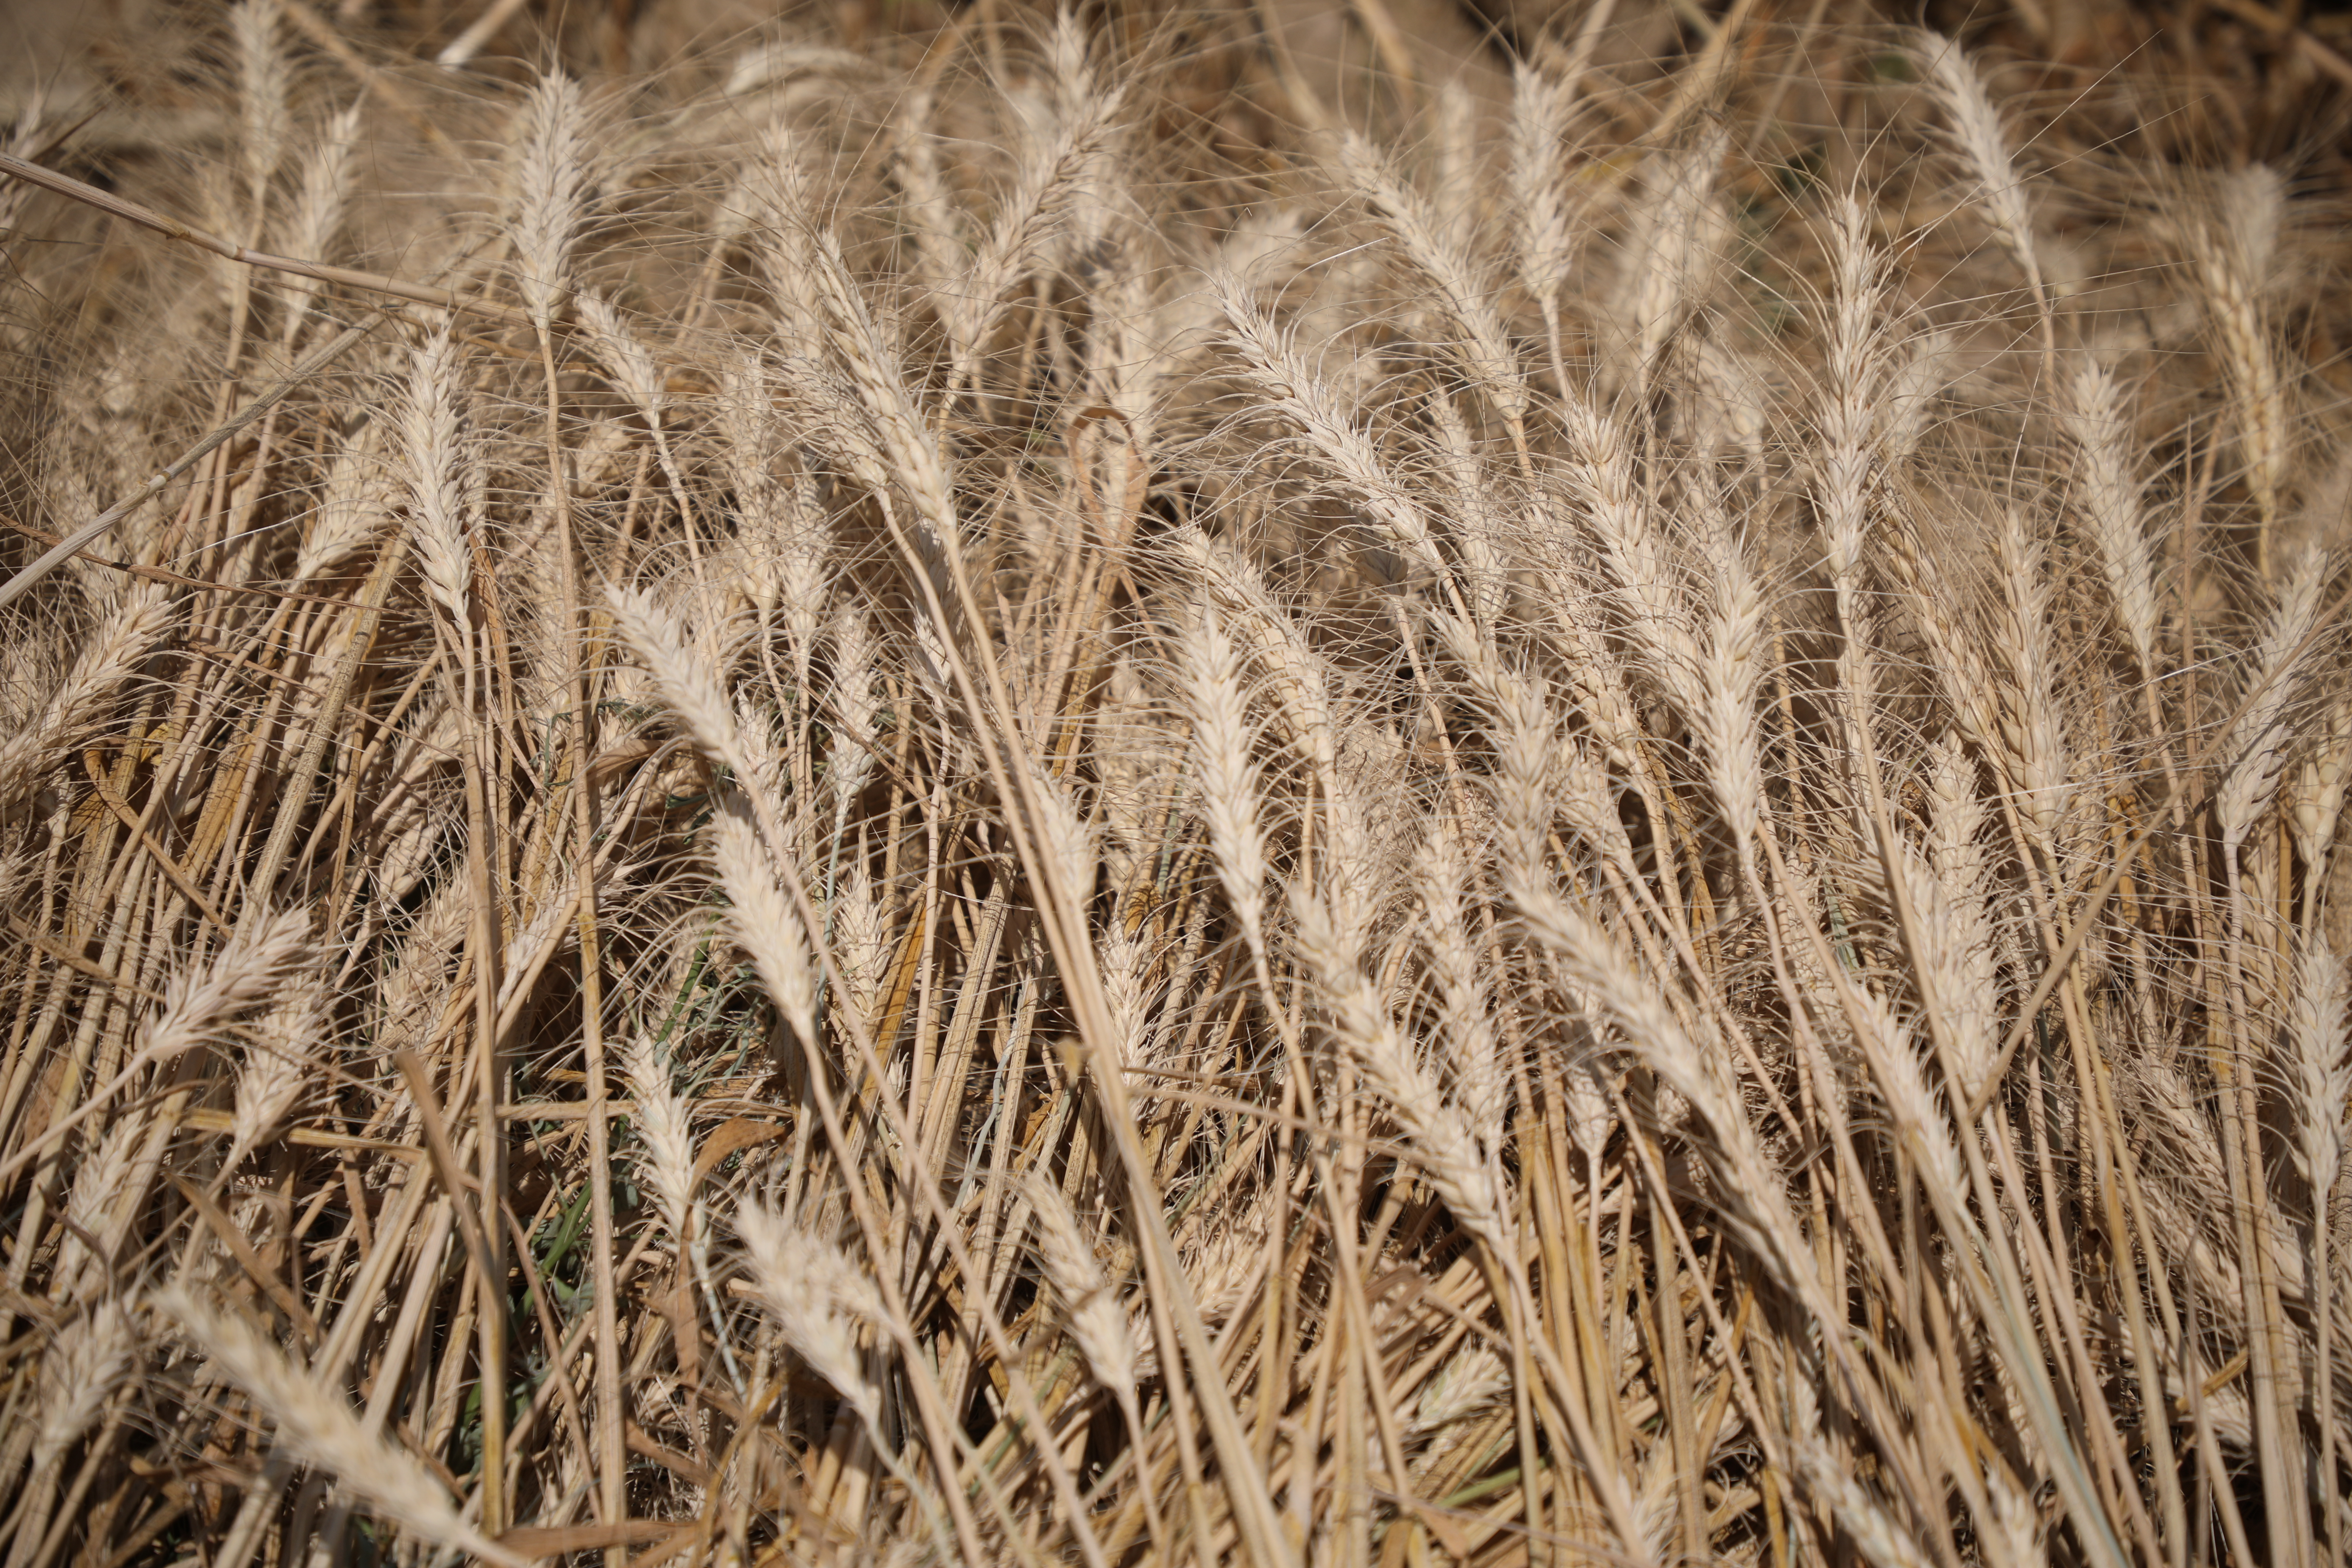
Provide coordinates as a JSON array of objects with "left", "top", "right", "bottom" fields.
[
  {"left": 1208, "top": 269, "right": 1449, "bottom": 591},
  {"left": 2060, "top": 358, "right": 2163, "bottom": 676},
  {"left": 936, "top": 71, "right": 1120, "bottom": 394},
  {"left": 397, "top": 324, "right": 474, "bottom": 628},
  {"left": 0, "top": 86, "right": 47, "bottom": 271},
  {"left": 0, "top": 583, "right": 175, "bottom": 817},
  {"left": 1027, "top": 1168, "right": 1162, "bottom": 1541},
  {"left": 0, "top": 908, "right": 313, "bottom": 1183},
  {"left": 1990, "top": 506, "right": 2074, "bottom": 842},
  {"left": 2291, "top": 700, "right": 2352, "bottom": 889},
  {"left": 1289, "top": 893, "right": 1506, "bottom": 1254},
  {"left": 1330, "top": 130, "right": 1527, "bottom": 431},
  {"left": 507, "top": 69, "right": 595, "bottom": 335},
  {"left": 155, "top": 1287, "right": 530, "bottom": 1568},
  {"left": 2187, "top": 166, "right": 2291, "bottom": 575},
  {"left": 2217, "top": 548, "right": 2328, "bottom": 859},
  {"left": 2290, "top": 938, "right": 2352, "bottom": 1565},
  {"left": 1910, "top": 29, "right": 2053, "bottom": 368},
  {"left": 1508, "top": 59, "right": 1576, "bottom": 380},
  {"left": 605, "top": 583, "right": 747, "bottom": 777},
  {"left": 618, "top": 1033, "right": 698, "bottom": 1246},
  {"left": 712, "top": 789, "right": 819, "bottom": 1048},
  {"left": 230, "top": 0, "right": 291, "bottom": 222},
  {"left": 1609, "top": 132, "right": 1728, "bottom": 394},
  {"left": 735, "top": 1204, "right": 957, "bottom": 1557},
  {"left": 225, "top": 975, "right": 328, "bottom": 1167},
  {"left": 274, "top": 99, "right": 362, "bottom": 344},
  {"left": 30, "top": 1298, "right": 135, "bottom": 1477}
]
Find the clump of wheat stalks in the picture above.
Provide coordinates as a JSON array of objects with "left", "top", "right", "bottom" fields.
[{"left": 2, "top": 4, "right": 2351, "bottom": 1565}]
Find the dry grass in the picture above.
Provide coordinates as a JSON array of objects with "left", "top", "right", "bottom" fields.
[{"left": 4, "top": 2, "right": 2352, "bottom": 1566}]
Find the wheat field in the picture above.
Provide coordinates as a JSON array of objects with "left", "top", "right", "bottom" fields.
[{"left": 1, "top": 1, "right": 2350, "bottom": 1564}]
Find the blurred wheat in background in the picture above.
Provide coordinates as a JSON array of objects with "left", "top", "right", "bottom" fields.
[{"left": 4, "top": 0, "right": 2352, "bottom": 1563}]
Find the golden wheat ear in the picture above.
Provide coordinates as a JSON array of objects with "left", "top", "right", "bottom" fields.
[{"left": 154, "top": 1287, "right": 535, "bottom": 1568}]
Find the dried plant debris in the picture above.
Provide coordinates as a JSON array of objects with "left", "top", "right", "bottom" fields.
[{"left": 3, "top": 1, "right": 2352, "bottom": 1565}]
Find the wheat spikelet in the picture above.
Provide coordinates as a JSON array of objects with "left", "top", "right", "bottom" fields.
[
  {"left": 805, "top": 219, "right": 962, "bottom": 566},
  {"left": 1875, "top": 329, "right": 1955, "bottom": 467},
  {"left": 1851, "top": 982, "right": 1969, "bottom": 1216},
  {"left": 1171, "top": 527, "right": 1341, "bottom": 778},
  {"left": 292, "top": 416, "right": 390, "bottom": 581},
  {"left": 1423, "top": 387, "right": 1511, "bottom": 626},
  {"left": 826, "top": 850, "right": 885, "bottom": 1038},
  {"left": 1980, "top": 1464, "right": 2046, "bottom": 1568},
  {"left": 1475, "top": 655, "right": 1560, "bottom": 882},
  {"left": 720, "top": 349, "right": 831, "bottom": 645},
  {"left": 55, "top": 1117, "right": 145, "bottom": 1299},
  {"left": 825, "top": 607, "right": 881, "bottom": 798}
]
